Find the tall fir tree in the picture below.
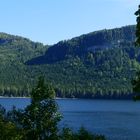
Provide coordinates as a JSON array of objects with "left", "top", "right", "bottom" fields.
[
  {"left": 133, "top": 4, "right": 140, "bottom": 100},
  {"left": 10, "top": 76, "right": 62, "bottom": 140}
]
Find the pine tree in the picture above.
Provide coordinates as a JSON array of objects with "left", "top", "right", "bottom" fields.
[
  {"left": 132, "top": 4, "right": 140, "bottom": 100},
  {"left": 135, "top": 5, "right": 140, "bottom": 46},
  {"left": 12, "top": 76, "right": 62, "bottom": 140}
]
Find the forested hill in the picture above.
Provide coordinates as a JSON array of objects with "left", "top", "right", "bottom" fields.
[
  {"left": 0, "top": 33, "right": 47, "bottom": 97},
  {"left": 0, "top": 25, "right": 140, "bottom": 98},
  {"left": 0, "top": 32, "right": 47, "bottom": 62},
  {"left": 26, "top": 25, "right": 136, "bottom": 64}
]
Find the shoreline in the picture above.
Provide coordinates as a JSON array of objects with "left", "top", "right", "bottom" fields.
[
  {"left": 0, "top": 96, "right": 134, "bottom": 100},
  {"left": 0, "top": 96, "right": 73, "bottom": 100},
  {"left": 0, "top": 96, "right": 30, "bottom": 99}
]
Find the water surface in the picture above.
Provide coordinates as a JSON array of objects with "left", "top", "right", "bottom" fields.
[{"left": 0, "top": 98, "right": 140, "bottom": 140}]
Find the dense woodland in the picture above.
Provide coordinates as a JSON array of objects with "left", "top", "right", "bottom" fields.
[
  {"left": 0, "top": 77, "right": 106, "bottom": 140},
  {"left": 0, "top": 25, "right": 139, "bottom": 98}
]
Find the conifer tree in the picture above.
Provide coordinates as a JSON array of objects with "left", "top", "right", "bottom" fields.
[
  {"left": 133, "top": 4, "right": 140, "bottom": 100},
  {"left": 13, "top": 76, "right": 62, "bottom": 140}
]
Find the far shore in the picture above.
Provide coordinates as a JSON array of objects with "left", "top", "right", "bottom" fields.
[
  {"left": 0, "top": 96, "right": 76, "bottom": 100},
  {"left": 0, "top": 96, "right": 135, "bottom": 100},
  {"left": 0, "top": 96, "right": 30, "bottom": 99}
]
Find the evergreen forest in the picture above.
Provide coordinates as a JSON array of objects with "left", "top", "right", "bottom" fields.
[{"left": 0, "top": 25, "right": 139, "bottom": 98}]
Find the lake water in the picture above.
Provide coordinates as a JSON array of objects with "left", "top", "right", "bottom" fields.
[{"left": 0, "top": 98, "right": 140, "bottom": 140}]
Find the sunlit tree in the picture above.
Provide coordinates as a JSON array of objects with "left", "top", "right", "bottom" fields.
[{"left": 10, "top": 76, "right": 62, "bottom": 140}]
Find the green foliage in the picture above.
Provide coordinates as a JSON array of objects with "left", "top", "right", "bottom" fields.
[
  {"left": 0, "top": 25, "right": 138, "bottom": 99},
  {"left": 30, "top": 25, "right": 135, "bottom": 64},
  {"left": 0, "top": 77, "right": 106, "bottom": 140},
  {"left": 31, "top": 76, "right": 55, "bottom": 102},
  {"left": 25, "top": 25, "right": 138, "bottom": 99},
  {"left": 135, "top": 5, "right": 140, "bottom": 46},
  {"left": 9, "top": 77, "right": 61, "bottom": 140},
  {"left": 132, "top": 5, "right": 140, "bottom": 100},
  {"left": 0, "top": 33, "right": 48, "bottom": 97},
  {"left": 132, "top": 72, "right": 140, "bottom": 93},
  {"left": 17, "top": 100, "right": 61, "bottom": 140},
  {"left": 60, "top": 127, "right": 106, "bottom": 140},
  {"left": 0, "top": 105, "right": 23, "bottom": 140}
]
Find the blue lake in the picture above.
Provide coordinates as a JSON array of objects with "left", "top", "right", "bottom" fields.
[{"left": 0, "top": 98, "right": 140, "bottom": 140}]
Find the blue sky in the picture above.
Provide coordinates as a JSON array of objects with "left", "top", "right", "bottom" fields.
[{"left": 0, "top": 0, "right": 139, "bottom": 45}]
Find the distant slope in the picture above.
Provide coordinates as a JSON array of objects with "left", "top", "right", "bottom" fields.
[
  {"left": 26, "top": 25, "right": 136, "bottom": 64},
  {"left": 0, "top": 32, "right": 47, "bottom": 62},
  {"left": 0, "top": 25, "right": 139, "bottom": 98},
  {"left": 25, "top": 25, "right": 140, "bottom": 99},
  {"left": 0, "top": 33, "right": 47, "bottom": 96}
]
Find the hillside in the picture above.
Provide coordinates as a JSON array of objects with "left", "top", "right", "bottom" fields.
[
  {"left": 27, "top": 25, "right": 136, "bottom": 64},
  {"left": 25, "top": 25, "right": 139, "bottom": 99},
  {"left": 0, "top": 25, "right": 140, "bottom": 98},
  {"left": 0, "top": 33, "right": 47, "bottom": 96}
]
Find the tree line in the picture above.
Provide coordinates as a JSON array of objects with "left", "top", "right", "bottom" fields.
[{"left": 0, "top": 77, "right": 106, "bottom": 140}]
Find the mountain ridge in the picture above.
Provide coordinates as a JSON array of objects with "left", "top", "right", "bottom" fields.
[
  {"left": 26, "top": 25, "right": 136, "bottom": 65},
  {"left": 0, "top": 25, "right": 139, "bottom": 98}
]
